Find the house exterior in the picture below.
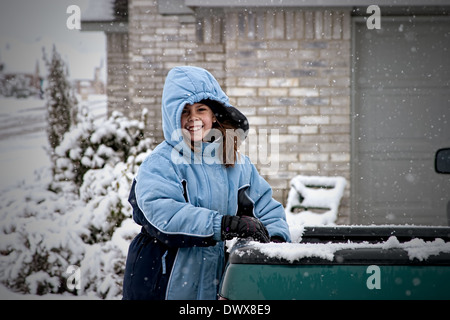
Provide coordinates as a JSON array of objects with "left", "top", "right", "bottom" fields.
[
  {"left": 73, "top": 63, "right": 106, "bottom": 100},
  {"left": 82, "top": 0, "right": 450, "bottom": 226},
  {"left": 0, "top": 61, "right": 43, "bottom": 98}
]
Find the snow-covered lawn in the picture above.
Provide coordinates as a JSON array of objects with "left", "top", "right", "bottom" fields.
[{"left": 0, "top": 98, "right": 49, "bottom": 192}]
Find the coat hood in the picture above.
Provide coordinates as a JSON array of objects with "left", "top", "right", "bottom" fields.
[{"left": 161, "top": 66, "right": 249, "bottom": 147}]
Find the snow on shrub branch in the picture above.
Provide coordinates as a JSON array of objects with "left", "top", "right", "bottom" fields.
[{"left": 51, "top": 109, "right": 150, "bottom": 192}]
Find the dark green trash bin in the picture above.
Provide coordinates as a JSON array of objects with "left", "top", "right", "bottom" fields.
[{"left": 219, "top": 226, "right": 450, "bottom": 300}]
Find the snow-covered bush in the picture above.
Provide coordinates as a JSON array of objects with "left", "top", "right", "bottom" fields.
[
  {"left": 0, "top": 110, "right": 152, "bottom": 299},
  {"left": 51, "top": 109, "right": 149, "bottom": 190}
]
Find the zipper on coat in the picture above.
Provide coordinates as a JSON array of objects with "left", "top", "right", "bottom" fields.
[
  {"left": 201, "top": 165, "right": 212, "bottom": 208},
  {"left": 161, "top": 250, "right": 168, "bottom": 275}
]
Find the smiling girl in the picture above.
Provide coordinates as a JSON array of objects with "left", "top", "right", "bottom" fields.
[{"left": 122, "top": 66, "right": 290, "bottom": 300}]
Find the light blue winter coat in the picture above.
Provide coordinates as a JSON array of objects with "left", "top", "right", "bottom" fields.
[{"left": 123, "top": 66, "right": 291, "bottom": 300}]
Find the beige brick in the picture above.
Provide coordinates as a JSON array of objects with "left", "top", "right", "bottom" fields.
[
  {"left": 271, "top": 134, "right": 298, "bottom": 144},
  {"left": 289, "top": 49, "right": 318, "bottom": 59},
  {"left": 258, "top": 88, "right": 289, "bottom": 96},
  {"left": 205, "top": 53, "right": 226, "bottom": 61},
  {"left": 246, "top": 116, "right": 267, "bottom": 125},
  {"left": 268, "top": 78, "right": 300, "bottom": 87},
  {"left": 323, "top": 10, "right": 333, "bottom": 40},
  {"left": 268, "top": 115, "right": 299, "bottom": 125},
  {"left": 155, "top": 27, "right": 179, "bottom": 35},
  {"left": 288, "top": 125, "right": 319, "bottom": 134},
  {"left": 227, "top": 87, "right": 257, "bottom": 97},
  {"left": 301, "top": 134, "right": 330, "bottom": 143},
  {"left": 236, "top": 106, "right": 256, "bottom": 115},
  {"left": 237, "top": 96, "right": 267, "bottom": 106},
  {"left": 274, "top": 153, "right": 298, "bottom": 162},
  {"left": 300, "top": 153, "right": 329, "bottom": 162},
  {"left": 331, "top": 152, "right": 350, "bottom": 162},
  {"left": 289, "top": 88, "right": 319, "bottom": 97},
  {"left": 331, "top": 96, "right": 350, "bottom": 106},
  {"left": 140, "top": 48, "right": 163, "bottom": 55},
  {"left": 267, "top": 40, "right": 299, "bottom": 50},
  {"left": 319, "top": 162, "right": 350, "bottom": 172},
  {"left": 257, "top": 106, "right": 287, "bottom": 115},
  {"left": 315, "top": 11, "right": 324, "bottom": 39},
  {"left": 320, "top": 105, "right": 349, "bottom": 115},
  {"left": 163, "top": 48, "right": 186, "bottom": 56},
  {"left": 269, "top": 97, "right": 298, "bottom": 106},
  {"left": 288, "top": 106, "right": 319, "bottom": 115},
  {"left": 300, "top": 115, "right": 330, "bottom": 125},
  {"left": 288, "top": 162, "right": 318, "bottom": 171},
  {"left": 238, "top": 78, "right": 268, "bottom": 87},
  {"left": 257, "top": 50, "right": 289, "bottom": 59},
  {"left": 299, "top": 77, "right": 330, "bottom": 87}
]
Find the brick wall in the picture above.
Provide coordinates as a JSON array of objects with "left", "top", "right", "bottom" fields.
[
  {"left": 121, "top": 1, "right": 351, "bottom": 223},
  {"left": 106, "top": 32, "right": 130, "bottom": 118},
  {"left": 128, "top": 0, "right": 174, "bottom": 142},
  {"left": 223, "top": 9, "right": 351, "bottom": 223}
]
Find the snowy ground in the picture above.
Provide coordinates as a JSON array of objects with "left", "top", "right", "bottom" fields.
[
  {"left": 0, "top": 95, "right": 107, "bottom": 299},
  {"left": 0, "top": 98, "right": 48, "bottom": 192}
]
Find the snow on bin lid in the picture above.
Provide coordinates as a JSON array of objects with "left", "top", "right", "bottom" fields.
[{"left": 230, "top": 235, "right": 450, "bottom": 265}]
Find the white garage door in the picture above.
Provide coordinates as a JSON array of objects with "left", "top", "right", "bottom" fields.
[{"left": 351, "top": 16, "right": 450, "bottom": 225}]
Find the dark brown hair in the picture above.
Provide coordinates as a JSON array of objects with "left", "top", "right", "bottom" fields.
[{"left": 214, "top": 119, "right": 241, "bottom": 168}]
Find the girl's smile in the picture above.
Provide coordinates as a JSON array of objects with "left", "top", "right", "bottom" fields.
[{"left": 181, "top": 103, "right": 216, "bottom": 142}]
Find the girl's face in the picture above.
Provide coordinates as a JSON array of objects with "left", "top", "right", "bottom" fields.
[{"left": 181, "top": 103, "right": 216, "bottom": 142}]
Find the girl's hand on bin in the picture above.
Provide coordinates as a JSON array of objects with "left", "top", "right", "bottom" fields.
[{"left": 221, "top": 215, "right": 270, "bottom": 243}]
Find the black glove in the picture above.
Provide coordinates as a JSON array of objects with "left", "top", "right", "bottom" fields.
[{"left": 221, "top": 215, "right": 270, "bottom": 243}]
